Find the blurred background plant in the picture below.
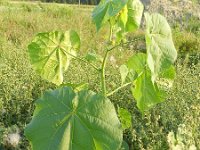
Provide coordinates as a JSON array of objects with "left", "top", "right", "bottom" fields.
[{"left": 168, "top": 124, "right": 197, "bottom": 150}]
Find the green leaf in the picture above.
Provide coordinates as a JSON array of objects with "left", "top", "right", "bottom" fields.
[
  {"left": 25, "top": 87, "right": 123, "bottom": 150},
  {"left": 132, "top": 69, "right": 164, "bottom": 112},
  {"left": 85, "top": 52, "right": 97, "bottom": 62},
  {"left": 118, "top": 5, "right": 128, "bottom": 27},
  {"left": 113, "top": 5, "right": 128, "bottom": 43},
  {"left": 119, "top": 65, "right": 129, "bottom": 85},
  {"left": 92, "top": 0, "right": 128, "bottom": 31},
  {"left": 118, "top": 108, "right": 132, "bottom": 130},
  {"left": 159, "top": 64, "right": 176, "bottom": 80},
  {"left": 113, "top": 0, "right": 144, "bottom": 43},
  {"left": 28, "top": 30, "right": 80, "bottom": 85},
  {"left": 125, "top": 0, "right": 144, "bottom": 32},
  {"left": 121, "top": 141, "right": 129, "bottom": 150},
  {"left": 84, "top": 52, "right": 103, "bottom": 63},
  {"left": 145, "top": 13, "right": 177, "bottom": 82},
  {"left": 127, "top": 53, "right": 146, "bottom": 75},
  {"left": 156, "top": 64, "right": 176, "bottom": 90},
  {"left": 126, "top": 53, "right": 146, "bottom": 81},
  {"left": 127, "top": 53, "right": 164, "bottom": 112}
]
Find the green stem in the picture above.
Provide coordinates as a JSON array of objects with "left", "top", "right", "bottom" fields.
[
  {"left": 101, "top": 50, "right": 109, "bottom": 96},
  {"left": 100, "top": 21, "right": 113, "bottom": 96},
  {"left": 107, "top": 82, "right": 132, "bottom": 97}
]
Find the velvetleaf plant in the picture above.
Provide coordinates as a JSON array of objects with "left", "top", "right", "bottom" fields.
[{"left": 25, "top": 0, "right": 177, "bottom": 149}]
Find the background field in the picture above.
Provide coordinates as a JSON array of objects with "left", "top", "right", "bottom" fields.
[{"left": 0, "top": 1, "right": 200, "bottom": 149}]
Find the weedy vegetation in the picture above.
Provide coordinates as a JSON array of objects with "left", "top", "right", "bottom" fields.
[{"left": 0, "top": 1, "right": 199, "bottom": 150}]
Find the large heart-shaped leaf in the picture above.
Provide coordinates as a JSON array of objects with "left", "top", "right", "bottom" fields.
[
  {"left": 125, "top": 0, "right": 144, "bottom": 32},
  {"left": 127, "top": 53, "right": 164, "bottom": 112},
  {"left": 28, "top": 30, "right": 80, "bottom": 85},
  {"left": 25, "top": 87, "right": 123, "bottom": 150},
  {"left": 145, "top": 13, "right": 177, "bottom": 82},
  {"left": 92, "top": 0, "right": 128, "bottom": 31}
]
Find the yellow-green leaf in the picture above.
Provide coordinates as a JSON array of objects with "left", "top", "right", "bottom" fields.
[
  {"left": 92, "top": 0, "right": 128, "bottom": 31},
  {"left": 28, "top": 30, "right": 80, "bottom": 85},
  {"left": 145, "top": 13, "right": 177, "bottom": 82},
  {"left": 125, "top": 0, "right": 144, "bottom": 32}
]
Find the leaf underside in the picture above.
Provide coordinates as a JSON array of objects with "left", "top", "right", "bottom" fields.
[
  {"left": 145, "top": 13, "right": 177, "bottom": 82},
  {"left": 125, "top": 0, "right": 144, "bottom": 32},
  {"left": 126, "top": 12, "right": 178, "bottom": 112},
  {"left": 25, "top": 87, "right": 123, "bottom": 150}
]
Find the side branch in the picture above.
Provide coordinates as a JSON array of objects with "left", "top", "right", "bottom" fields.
[
  {"left": 107, "top": 82, "right": 132, "bottom": 97},
  {"left": 101, "top": 50, "right": 109, "bottom": 96},
  {"left": 62, "top": 49, "right": 99, "bottom": 71}
]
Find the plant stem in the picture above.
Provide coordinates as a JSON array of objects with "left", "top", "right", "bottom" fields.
[
  {"left": 100, "top": 21, "right": 113, "bottom": 96},
  {"left": 107, "top": 82, "right": 132, "bottom": 97},
  {"left": 63, "top": 49, "right": 99, "bottom": 71},
  {"left": 101, "top": 50, "right": 109, "bottom": 96},
  {"left": 99, "top": 37, "right": 143, "bottom": 96}
]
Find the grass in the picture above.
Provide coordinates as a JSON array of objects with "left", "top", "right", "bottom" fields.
[{"left": 0, "top": 1, "right": 200, "bottom": 149}]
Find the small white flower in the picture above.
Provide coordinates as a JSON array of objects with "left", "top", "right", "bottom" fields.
[
  {"left": 6, "top": 133, "right": 21, "bottom": 147},
  {"left": 189, "top": 145, "right": 197, "bottom": 150}
]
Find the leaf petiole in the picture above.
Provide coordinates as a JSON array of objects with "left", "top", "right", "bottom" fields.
[
  {"left": 101, "top": 50, "right": 109, "bottom": 96},
  {"left": 107, "top": 82, "right": 132, "bottom": 97},
  {"left": 62, "top": 49, "right": 100, "bottom": 71}
]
